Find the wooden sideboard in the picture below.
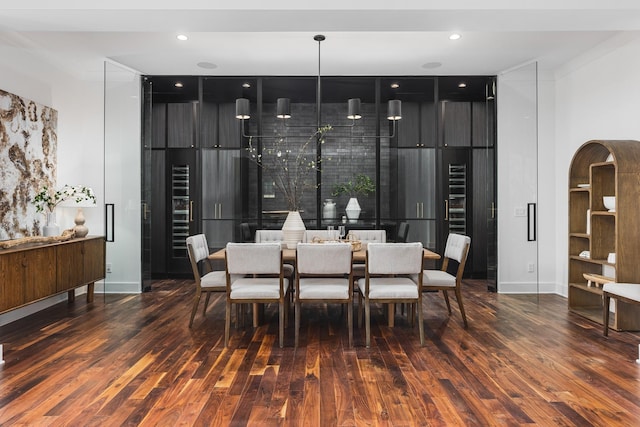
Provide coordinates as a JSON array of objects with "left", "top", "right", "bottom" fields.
[{"left": 0, "top": 236, "right": 105, "bottom": 314}]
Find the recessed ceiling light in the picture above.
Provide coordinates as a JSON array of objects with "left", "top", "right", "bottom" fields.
[
  {"left": 242, "top": 83, "right": 251, "bottom": 88},
  {"left": 449, "top": 33, "right": 461, "bottom": 41},
  {"left": 458, "top": 82, "right": 467, "bottom": 88},
  {"left": 197, "top": 62, "right": 217, "bottom": 69},
  {"left": 422, "top": 62, "right": 442, "bottom": 69},
  {"left": 177, "top": 34, "right": 188, "bottom": 41},
  {"left": 390, "top": 83, "right": 400, "bottom": 89},
  {"left": 174, "top": 82, "right": 183, "bottom": 88}
]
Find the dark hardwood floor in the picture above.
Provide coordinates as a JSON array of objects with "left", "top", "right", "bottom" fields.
[{"left": 1, "top": 279, "right": 639, "bottom": 426}]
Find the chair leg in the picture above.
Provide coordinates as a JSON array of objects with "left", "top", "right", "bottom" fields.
[
  {"left": 455, "top": 288, "right": 468, "bottom": 328},
  {"left": 295, "top": 300, "right": 301, "bottom": 347},
  {"left": 225, "top": 300, "right": 231, "bottom": 347},
  {"left": 603, "top": 293, "right": 610, "bottom": 336},
  {"left": 202, "top": 292, "right": 211, "bottom": 315},
  {"left": 442, "top": 290, "right": 452, "bottom": 314},
  {"left": 347, "top": 300, "right": 353, "bottom": 347},
  {"left": 279, "top": 300, "right": 285, "bottom": 348},
  {"left": 358, "top": 292, "right": 363, "bottom": 329},
  {"left": 417, "top": 297, "right": 425, "bottom": 346},
  {"left": 189, "top": 290, "right": 202, "bottom": 328},
  {"left": 365, "top": 299, "right": 371, "bottom": 348}
]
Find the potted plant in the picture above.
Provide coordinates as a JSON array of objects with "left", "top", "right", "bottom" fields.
[{"left": 331, "top": 174, "right": 375, "bottom": 222}]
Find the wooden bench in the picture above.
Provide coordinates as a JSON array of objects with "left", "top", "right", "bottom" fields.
[{"left": 602, "top": 283, "right": 640, "bottom": 336}]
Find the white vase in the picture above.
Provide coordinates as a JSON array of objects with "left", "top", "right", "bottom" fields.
[
  {"left": 281, "top": 211, "right": 306, "bottom": 249},
  {"left": 345, "top": 197, "right": 361, "bottom": 223},
  {"left": 322, "top": 198, "right": 337, "bottom": 220},
  {"left": 43, "top": 211, "right": 60, "bottom": 237}
]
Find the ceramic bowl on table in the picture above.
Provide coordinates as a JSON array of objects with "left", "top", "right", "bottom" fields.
[{"left": 603, "top": 196, "right": 615, "bottom": 212}]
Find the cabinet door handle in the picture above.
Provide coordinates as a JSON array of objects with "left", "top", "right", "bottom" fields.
[
  {"left": 527, "top": 202, "right": 536, "bottom": 241},
  {"left": 143, "top": 203, "right": 148, "bottom": 220},
  {"left": 416, "top": 203, "right": 420, "bottom": 218},
  {"left": 420, "top": 202, "right": 424, "bottom": 218},
  {"left": 444, "top": 200, "right": 449, "bottom": 220},
  {"left": 189, "top": 201, "right": 194, "bottom": 222},
  {"left": 491, "top": 202, "right": 496, "bottom": 219}
]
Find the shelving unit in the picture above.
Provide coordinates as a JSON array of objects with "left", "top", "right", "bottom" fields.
[
  {"left": 171, "top": 165, "right": 191, "bottom": 258},
  {"left": 568, "top": 140, "right": 640, "bottom": 330},
  {"left": 447, "top": 164, "right": 467, "bottom": 235}
]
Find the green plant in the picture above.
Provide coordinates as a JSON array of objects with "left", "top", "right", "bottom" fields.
[
  {"left": 32, "top": 184, "right": 95, "bottom": 213},
  {"left": 331, "top": 174, "right": 375, "bottom": 198}
]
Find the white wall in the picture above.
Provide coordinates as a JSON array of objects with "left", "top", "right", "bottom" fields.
[
  {"left": 0, "top": 47, "right": 140, "bottom": 325},
  {"left": 553, "top": 33, "right": 640, "bottom": 297}
]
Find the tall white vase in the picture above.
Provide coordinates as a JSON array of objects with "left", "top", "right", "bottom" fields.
[
  {"left": 43, "top": 211, "right": 60, "bottom": 237},
  {"left": 281, "top": 211, "right": 306, "bottom": 249},
  {"left": 345, "top": 197, "right": 361, "bottom": 223}
]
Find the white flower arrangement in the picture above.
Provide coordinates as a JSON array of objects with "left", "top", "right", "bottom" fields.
[{"left": 32, "top": 184, "right": 96, "bottom": 213}]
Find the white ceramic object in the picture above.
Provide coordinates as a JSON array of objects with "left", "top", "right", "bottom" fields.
[
  {"left": 43, "top": 211, "right": 60, "bottom": 236},
  {"left": 607, "top": 253, "right": 616, "bottom": 264},
  {"left": 281, "top": 211, "right": 306, "bottom": 249},
  {"left": 322, "top": 199, "right": 337, "bottom": 219},
  {"left": 345, "top": 197, "right": 361, "bottom": 222},
  {"left": 603, "top": 196, "right": 615, "bottom": 212}
]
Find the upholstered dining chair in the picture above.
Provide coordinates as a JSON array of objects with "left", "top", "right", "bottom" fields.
[
  {"left": 254, "top": 229, "right": 294, "bottom": 279},
  {"left": 225, "top": 243, "right": 290, "bottom": 347},
  {"left": 350, "top": 229, "right": 387, "bottom": 279},
  {"left": 186, "top": 234, "right": 232, "bottom": 327},
  {"left": 420, "top": 233, "right": 471, "bottom": 328},
  {"left": 358, "top": 242, "right": 424, "bottom": 348},
  {"left": 295, "top": 243, "right": 354, "bottom": 347}
]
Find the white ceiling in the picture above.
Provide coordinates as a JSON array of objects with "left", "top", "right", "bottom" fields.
[{"left": 2, "top": 2, "right": 640, "bottom": 78}]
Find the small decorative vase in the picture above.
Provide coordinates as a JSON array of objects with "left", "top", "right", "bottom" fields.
[
  {"left": 322, "top": 198, "right": 337, "bottom": 220},
  {"left": 43, "top": 211, "right": 60, "bottom": 237},
  {"left": 281, "top": 211, "right": 306, "bottom": 249},
  {"left": 345, "top": 197, "right": 361, "bottom": 223}
]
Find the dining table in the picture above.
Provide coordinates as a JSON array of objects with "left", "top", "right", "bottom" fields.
[{"left": 208, "top": 244, "right": 440, "bottom": 327}]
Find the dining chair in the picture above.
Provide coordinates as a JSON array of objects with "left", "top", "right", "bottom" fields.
[
  {"left": 396, "top": 222, "right": 410, "bottom": 243},
  {"left": 302, "top": 229, "right": 340, "bottom": 242},
  {"left": 186, "top": 234, "right": 235, "bottom": 327},
  {"left": 358, "top": 242, "right": 424, "bottom": 348},
  {"left": 254, "top": 229, "right": 294, "bottom": 279},
  {"left": 224, "top": 243, "right": 290, "bottom": 347},
  {"left": 350, "top": 229, "right": 387, "bottom": 279},
  {"left": 420, "top": 233, "right": 471, "bottom": 328},
  {"left": 295, "top": 243, "right": 353, "bottom": 347}
]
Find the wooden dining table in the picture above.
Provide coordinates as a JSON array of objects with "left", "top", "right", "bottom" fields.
[{"left": 208, "top": 244, "right": 440, "bottom": 327}]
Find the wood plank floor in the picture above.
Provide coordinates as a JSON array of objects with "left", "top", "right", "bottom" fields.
[{"left": 1, "top": 279, "right": 639, "bottom": 426}]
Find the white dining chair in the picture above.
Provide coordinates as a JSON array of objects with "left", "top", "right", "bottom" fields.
[
  {"left": 420, "top": 233, "right": 471, "bottom": 328},
  {"left": 254, "top": 229, "right": 294, "bottom": 279},
  {"left": 357, "top": 242, "right": 424, "bottom": 348},
  {"left": 350, "top": 229, "right": 387, "bottom": 279},
  {"left": 187, "top": 234, "right": 238, "bottom": 327},
  {"left": 225, "top": 243, "right": 290, "bottom": 348},
  {"left": 295, "top": 243, "right": 353, "bottom": 347}
]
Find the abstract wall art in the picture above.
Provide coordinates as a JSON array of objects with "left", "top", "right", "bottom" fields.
[{"left": 0, "top": 89, "right": 58, "bottom": 240}]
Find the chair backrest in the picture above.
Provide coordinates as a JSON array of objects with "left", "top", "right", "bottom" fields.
[
  {"left": 226, "top": 243, "right": 282, "bottom": 275},
  {"left": 239, "top": 222, "right": 257, "bottom": 243},
  {"left": 254, "top": 229, "right": 283, "bottom": 243},
  {"left": 443, "top": 233, "right": 471, "bottom": 281},
  {"left": 302, "top": 229, "right": 340, "bottom": 242},
  {"left": 186, "top": 234, "right": 210, "bottom": 283},
  {"left": 366, "top": 242, "right": 423, "bottom": 275},
  {"left": 296, "top": 243, "right": 352, "bottom": 274},
  {"left": 186, "top": 234, "right": 209, "bottom": 264},
  {"left": 396, "top": 222, "right": 410, "bottom": 243},
  {"left": 347, "top": 229, "right": 386, "bottom": 243},
  {"left": 444, "top": 233, "right": 471, "bottom": 264}
]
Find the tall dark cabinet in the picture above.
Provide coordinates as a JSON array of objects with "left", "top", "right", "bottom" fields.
[{"left": 142, "top": 75, "right": 496, "bottom": 280}]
